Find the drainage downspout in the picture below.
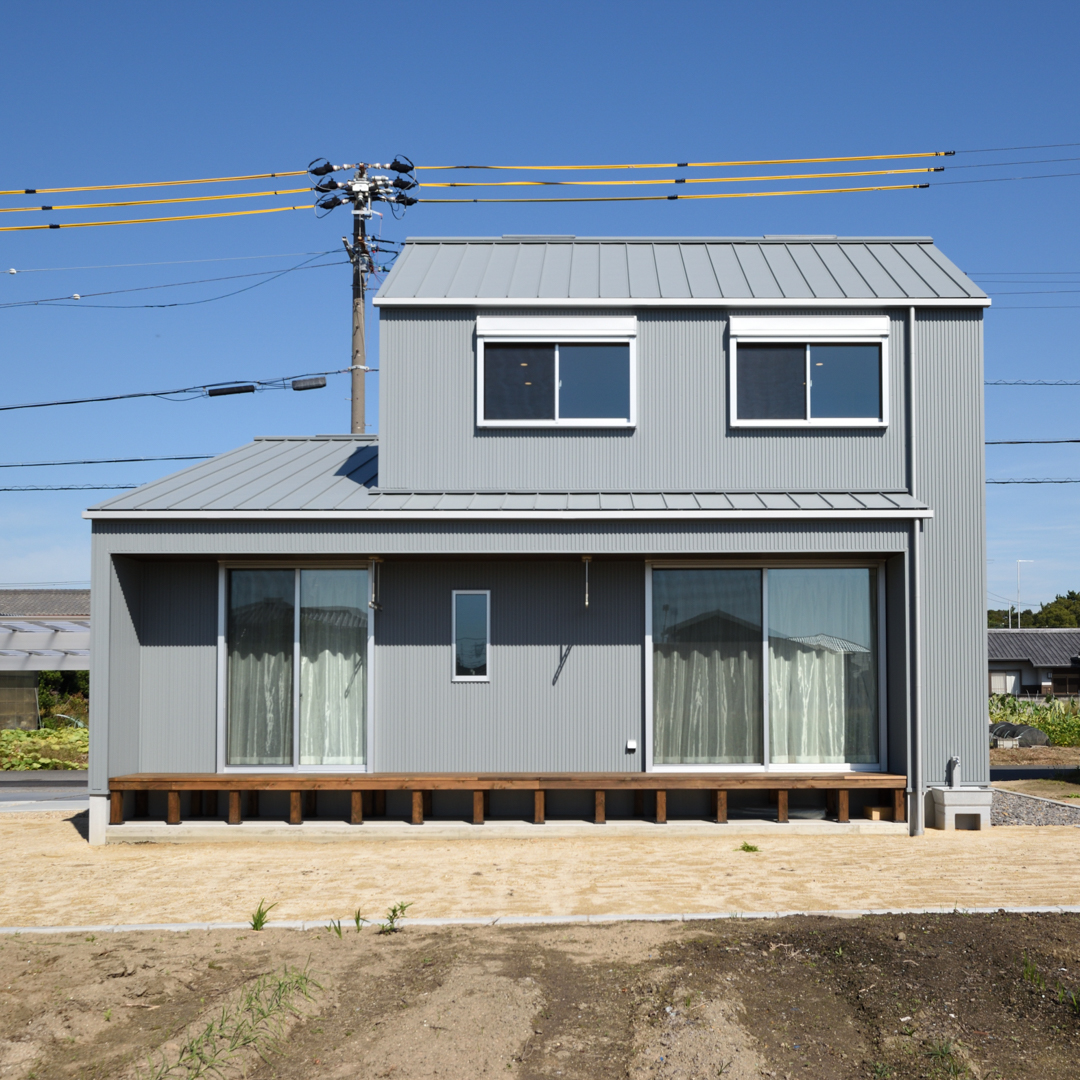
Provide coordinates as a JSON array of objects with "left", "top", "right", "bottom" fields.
[{"left": 908, "top": 305, "right": 924, "bottom": 835}]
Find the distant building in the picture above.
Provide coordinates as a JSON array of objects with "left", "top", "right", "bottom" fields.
[
  {"left": 0, "top": 589, "right": 90, "bottom": 730},
  {"left": 988, "top": 627, "right": 1080, "bottom": 698}
]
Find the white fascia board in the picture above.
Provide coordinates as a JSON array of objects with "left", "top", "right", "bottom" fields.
[
  {"left": 84, "top": 508, "right": 933, "bottom": 521},
  {"left": 375, "top": 296, "right": 990, "bottom": 309},
  {"left": 476, "top": 315, "right": 636, "bottom": 336}
]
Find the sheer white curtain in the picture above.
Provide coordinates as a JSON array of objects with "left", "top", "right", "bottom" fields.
[
  {"left": 299, "top": 569, "right": 367, "bottom": 766},
  {"left": 768, "top": 569, "right": 878, "bottom": 765},
  {"left": 227, "top": 570, "right": 294, "bottom": 766},
  {"left": 652, "top": 569, "right": 763, "bottom": 764}
]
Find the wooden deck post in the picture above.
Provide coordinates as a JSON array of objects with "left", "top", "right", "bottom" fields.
[
  {"left": 655, "top": 790, "right": 667, "bottom": 825},
  {"left": 228, "top": 791, "right": 242, "bottom": 825},
  {"left": 594, "top": 790, "right": 606, "bottom": 825},
  {"left": 109, "top": 790, "right": 124, "bottom": 825},
  {"left": 893, "top": 788, "right": 906, "bottom": 823},
  {"left": 289, "top": 792, "right": 303, "bottom": 825},
  {"left": 533, "top": 790, "right": 545, "bottom": 825},
  {"left": 205, "top": 791, "right": 218, "bottom": 818},
  {"left": 472, "top": 791, "right": 485, "bottom": 825},
  {"left": 776, "top": 790, "right": 789, "bottom": 823},
  {"left": 166, "top": 791, "right": 181, "bottom": 826},
  {"left": 134, "top": 790, "right": 148, "bottom": 819},
  {"left": 713, "top": 790, "right": 727, "bottom": 824},
  {"left": 350, "top": 791, "right": 364, "bottom": 825},
  {"left": 837, "top": 789, "right": 849, "bottom": 823},
  {"left": 373, "top": 790, "right": 386, "bottom": 817},
  {"left": 411, "top": 790, "right": 424, "bottom": 825}
]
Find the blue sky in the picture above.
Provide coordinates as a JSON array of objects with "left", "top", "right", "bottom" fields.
[{"left": 0, "top": 0, "right": 1077, "bottom": 612}]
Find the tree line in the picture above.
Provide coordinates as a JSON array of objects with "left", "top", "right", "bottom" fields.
[{"left": 988, "top": 590, "right": 1080, "bottom": 628}]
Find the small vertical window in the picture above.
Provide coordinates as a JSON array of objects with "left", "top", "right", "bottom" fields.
[{"left": 452, "top": 590, "right": 490, "bottom": 681}]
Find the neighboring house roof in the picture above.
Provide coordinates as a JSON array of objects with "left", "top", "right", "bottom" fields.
[
  {"left": 0, "top": 589, "right": 90, "bottom": 618},
  {"left": 374, "top": 236, "right": 988, "bottom": 306},
  {"left": 84, "top": 437, "right": 931, "bottom": 520},
  {"left": 988, "top": 628, "right": 1080, "bottom": 668}
]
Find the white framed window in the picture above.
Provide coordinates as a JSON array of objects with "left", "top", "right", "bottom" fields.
[
  {"left": 729, "top": 316, "right": 890, "bottom": 428},
  {"left": 216, "top": 563, "right": 373, "bottom": 772},
  {"left": 644, "top": 560, "right": 887, "bottom": 773},
  {"left": 476, "top": 316, "right": 637, "bottom": 428},
  {"left": 452, "top": 590, "right": 491, "bottom": 682}
]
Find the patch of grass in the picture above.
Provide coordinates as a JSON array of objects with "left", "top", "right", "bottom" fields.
[
  {"left": 377, "top": 901, "right": 413, "bottom": 934},
  {"left": 353, "top": 908, "right": 366, "bottom": 933},
  {"left": 738, "top": 841, "right": 759, "bottom": 853},
  {"left": 137, "top": 964, "right": 321, "bottom": 1079},
  {"left": 0, "top": 728, "right": 88, "bottom": 770},
  {"left": 1022, "top": 953, "right": 1046, "bottom": 990},
  {"left": 327, "top": 919, "right": 343, "bottom": 939},
  {"left": 249, "top": 899, "right": 277, "bottom": 932}
]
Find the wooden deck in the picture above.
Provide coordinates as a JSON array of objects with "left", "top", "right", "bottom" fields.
[{"left": 108, "top": 772, "right": 907, "bottom": 827}]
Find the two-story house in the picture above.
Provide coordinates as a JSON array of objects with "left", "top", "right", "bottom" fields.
[{"left": 85, "top": 235, "right": 991, "bottom": 842}]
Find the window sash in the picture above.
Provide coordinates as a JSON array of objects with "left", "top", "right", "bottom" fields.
[
  {"left": 452, "top": 590, "right": 491, "bottom": 682},
  {"left": 646, "top": 562, "right": 887, "bottom": 772},
  {"left": 477, "top": 336, "right": 636, "bottom": 428}
]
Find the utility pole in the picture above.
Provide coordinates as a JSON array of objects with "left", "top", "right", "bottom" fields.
[{"left": 307, "top": 156, "right": 417, "bottom": 435}]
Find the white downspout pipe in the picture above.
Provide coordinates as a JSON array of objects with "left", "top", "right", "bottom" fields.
[{"left": 909, "top": 305, "right": 924, "bottom": 835}]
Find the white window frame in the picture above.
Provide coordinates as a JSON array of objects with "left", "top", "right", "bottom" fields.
[
  {"left": 644, "top": 559, "right": 888, "bottom": 774},
  {"left": 451, "top": 589, "right": 491, "bottom": 683},
  {"left": 475, "top": 316, "right": 637, "bottom": 428},
  {"left": 216, "top": 561, "right": 375, "bottom": 773},
  {"left": 728, "top": 315, "right": 890, "bottom": 429}
]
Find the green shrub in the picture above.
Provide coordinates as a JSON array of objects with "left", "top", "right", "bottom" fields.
[
  {"left": 0, "top": 728, "right": 88, "bottom": 770},
  {"left": 989, "top": 694, "right": 1080, "bottom": 746}
]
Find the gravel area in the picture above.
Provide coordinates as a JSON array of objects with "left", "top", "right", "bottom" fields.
[{"left": 992, "top": 787, "right": 1080, "bottom": 826}]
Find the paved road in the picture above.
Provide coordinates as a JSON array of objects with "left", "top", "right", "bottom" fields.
[{"left": 0, "top": 771, "right": 87, "bottom": 813}]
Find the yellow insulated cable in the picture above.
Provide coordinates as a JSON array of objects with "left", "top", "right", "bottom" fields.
[
  {"left": 0, "top": 204, "right": 314, "bottom": 233},
  {"left": 0, "top": 170, "right": 308, "bottom": 197},
  {"left": 421, "top": 166, "right": 941, "bottom": 188},
  {"left": 0, "top": 188, "right": 311, "bottom": 214},
  {"left": 418, "top": 151, "right": 952, "bottom": 171},
  {"left": 420, "top": 182, "right": 928, "bottom": 203}
]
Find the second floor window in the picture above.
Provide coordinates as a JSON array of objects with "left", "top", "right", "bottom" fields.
[{"left": 476, "top": 316, "right": 637, "bottom": 428}]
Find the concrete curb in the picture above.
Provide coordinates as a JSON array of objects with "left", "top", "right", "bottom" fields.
[{"left": 3, "top": 905, "right": 1080, "bottom": 935}]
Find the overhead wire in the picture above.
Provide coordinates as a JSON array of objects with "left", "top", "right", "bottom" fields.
[
  {"left": 987, "top": 439, "right": 1080, "bottom": 444},
  {"left": 987, "top": 478, "right": 1080, "bottom": 484},
  {"left": 419, "top": 183, "right": 927, "bottom": 203},
  {"left": 0, "top": 367, "right": 352, "bottom": 412},
  {"left": 0, "top": 169, "right": 307, "bottom": 197},
  {"left": 0, "top": 455, "right": 214, "bottom": 468},
  {"left": 0, "top": 484, "right": 139, "bottom": 492},
  {"left": 0, "top": 203, "right": 314, "bottom": 233},
  {"left": 4, "top": 250, "right": 352, "bottom": 274},
  {"left": 0, "top": 187, "right": 311, "bottom": 215}
]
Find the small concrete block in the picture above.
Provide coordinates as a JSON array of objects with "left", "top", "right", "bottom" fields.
[
  {"left": 863, "top": 805, "right": 894, "bottom": 821},
  {"left": 931, "top": 786, "right": 994, "bottom": 830}
]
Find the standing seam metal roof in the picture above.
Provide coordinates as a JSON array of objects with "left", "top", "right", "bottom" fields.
[
  {"left": 374, "top": 236, "right": 986, "bottom": 303},
  {"left": 86, "top": 438, "right": 930, "bottom": 515}
]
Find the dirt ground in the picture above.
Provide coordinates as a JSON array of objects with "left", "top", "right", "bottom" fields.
[
  {"left": 990, "top": 746, "right": 1080, "bottom": 767},
  {"left": 2, "top": 812, "right": 1080, "bottom": 929},
  {"left": 994, "top": 778, "right": 1080, "bottom": 803},
  {"left": 1, "top": 914, "right": 1079, "bottom": 1080}
]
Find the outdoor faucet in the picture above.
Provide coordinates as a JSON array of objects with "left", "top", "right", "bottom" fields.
[{"left": 947, "top": 756, "right": 961, "bottom": 789}]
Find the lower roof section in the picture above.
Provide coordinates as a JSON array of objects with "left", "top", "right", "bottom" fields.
[{"left": 86, "top": 438, "right": 931, "bottom": 522}]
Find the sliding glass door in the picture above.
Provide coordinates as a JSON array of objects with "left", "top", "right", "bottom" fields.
[
  {"left": 651, "top": 565, "right": 881, "bottom": 769},
  {"left": 226, "top": 567, "right": 369, "bottom": 768}
]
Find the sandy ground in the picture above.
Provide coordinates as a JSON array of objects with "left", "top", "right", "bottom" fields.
[
  {"left": 995, "top": 777, "right": 1080, "bottom": 802},
  {"left": 1, "top": 812, "right": 1079, "bottom": 928}
]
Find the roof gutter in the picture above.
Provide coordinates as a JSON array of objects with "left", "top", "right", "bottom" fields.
[{"left": 84, "top": 508, "right": 933, "bottom": 522}]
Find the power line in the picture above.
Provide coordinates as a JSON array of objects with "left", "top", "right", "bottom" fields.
[
  {"left": 948, "top": 155, "right": 1080, "bottom": 170},
  {"left": 987, "top": 478, "right": 1080, "bottom": 484},
  {"left": 417, "top": 150, "right": 953, "bottom": 171},
  {"left": 419, "top": 182, "right": 927, "bottom": 204},
  {"left": 0, "top": 455, "right": 214, "bottom": 468},
  {"left": 0, "top": 484, "right": 138, "bottom": 492},
  {"left": 986, "top": 379, "right": 1080, "bottom": 385},
  {"left": 954, "top": 141, "right": 1080, "bottom": 154},
  {"left": 420, "top": 166, "right": 942, "bottom": 188},
  {"left": 0, "top": 367, "right": 351, "bottom": 412},
  {"left": 0, "top": 256, "right": 346, "bottom": 310},
  {"left": 5, "top": 249, "right": 398, "bottom": 275},
  {"left": 0, "top": 169, "right": 307, "bottom": 197},
  {"left": 934, "top": 170, "right": 1080, "bottom": 186},
  {"left": 0, "top": 203, "right": 314, "bottom": 234},
  {"left": 987, "top": 439, "right": 1080, "bottom": 444},
  {"left": 0, "top": 187, "right": 310, "bottom": 215}
]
